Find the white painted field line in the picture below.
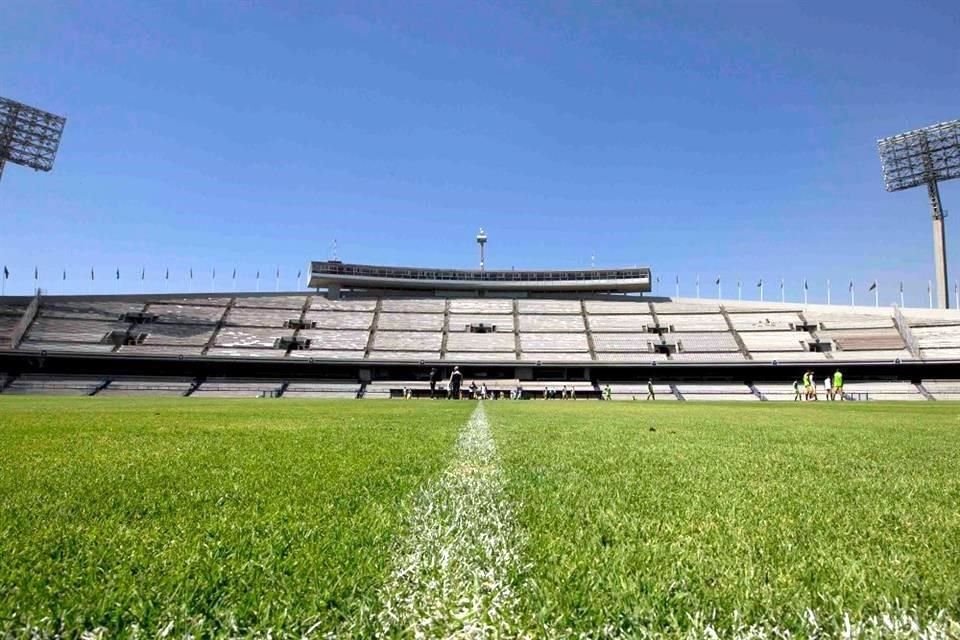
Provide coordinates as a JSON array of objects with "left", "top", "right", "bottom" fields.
[{"left": 374, "top": 402, "right": 529, "bottom": 639}]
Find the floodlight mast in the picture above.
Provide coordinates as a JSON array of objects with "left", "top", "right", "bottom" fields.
[
  {"left": 476, "top": 228, "right": 488, "bottom": 272},
  {"left": 878, "top": 120, "right": 960, "bottom": 309},
  {"left": 0, "top": 96, "right": 67, "bottom": 186}
]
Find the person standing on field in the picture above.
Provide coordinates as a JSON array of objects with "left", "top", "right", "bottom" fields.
[
  {"left": 646, "top": 378, "right": 656, "bottom": 401},
  {"left": 833, "top": 368, "right": 843, "bottom": 401},
  {"left": 428, "top": 367, "right": 438, "bottom": 399},
  {"left": 449, "top": 366, "right": 463, "bottom": 400},
  {"left": 793, "top": 379, "right": 802, "bottom": 401},
  {"left": 824, "top": 375, "right": 833, "bottom": 401}
]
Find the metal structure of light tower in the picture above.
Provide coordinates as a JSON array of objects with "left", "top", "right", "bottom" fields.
[
  {"left": 0, "top": 96, "right": 66, "bottom": 185},
  {"left": 878, "top": 120, "right": 960, "bottom": 309},
  {"left": 476, "top": 228, "right": 488, "bottom": 272}
]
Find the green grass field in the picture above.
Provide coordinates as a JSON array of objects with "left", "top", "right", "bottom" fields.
[{"left": 1, "top": 398, "right": 959, "bottom": 638}]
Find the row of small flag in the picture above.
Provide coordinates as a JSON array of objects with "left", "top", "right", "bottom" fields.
[
  {"left": 655, "top": 276, "right": 891, "bottom": 292},
  {"left": 2, "top": 267, "right": 302, "bottom": 281}
]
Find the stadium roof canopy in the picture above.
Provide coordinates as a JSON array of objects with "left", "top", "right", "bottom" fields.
[{"left": 308, "top": 261, "right": 651, "bottom": 293}]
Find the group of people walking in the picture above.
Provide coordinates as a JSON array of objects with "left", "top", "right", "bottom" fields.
[{"left": 794, "top": 369, "right": 844, "bottom": 401}]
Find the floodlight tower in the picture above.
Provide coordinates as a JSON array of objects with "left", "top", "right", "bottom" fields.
[
  {"left": 878, "top": 120, "right": 960, "bottom": 309},
  {"left": 476, "top": 228, "right": 488, "bottom": 272},
  {"left": 0, "top": 96, "right": 66, "bottom": 185}
]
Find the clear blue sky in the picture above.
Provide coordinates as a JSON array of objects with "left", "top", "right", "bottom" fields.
[{"left": 2, "top": 1, "right": 959, "bottom": 305}]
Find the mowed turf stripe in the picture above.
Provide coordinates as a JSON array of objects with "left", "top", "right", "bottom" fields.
[{"left": 374, "top": 402, "right": 528, "bottom": 638}]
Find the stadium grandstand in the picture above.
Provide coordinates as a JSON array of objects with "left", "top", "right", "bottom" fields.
[{"left": 3, "top": 259, "right": 960, "bottom": 400}]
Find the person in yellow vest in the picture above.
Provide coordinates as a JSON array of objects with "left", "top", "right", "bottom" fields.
[{"left": 833, "top": 369, "right": 844, "bottom": 401}]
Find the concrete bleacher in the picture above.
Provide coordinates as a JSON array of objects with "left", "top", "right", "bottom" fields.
[
  {"left": 604, "top": 382, "right": 676, "bottom": 400},
  {"left": 3, "top": 374, "right": 105, "bottom": 395},
  {"left": 380, "top": 298, "right": 445, "bottom": 312},
  {"left": 377, "top": 312, "right": 444, "bottom": 331},
  {"left": 215, "top": 327, "right": 292, "bottom": 348},
  {"left": 841, "top": 381, "right": 924, "bottom": 401},
  {"left": 40, "top": 300, "right": 143, "bottom": 320},
  {"left": 283, "top": 380, "right": 359, "bottom": 398},
  {"left": 585, "top": 299, "right": 650, "bottom": 314},
  {"left": 26, "top": 317, "right": 127, "bottom": 343},
  {"left": 727, "top": 312, "right": 802, "bottom": 331},
  {"left": 587, "top": 314, "right": 654, "bottom": 331},
  {"left": 675, "top": 382, "right": 757, "bottom": 401},
  {"left": 447, "top": 314, "right": 513, "bottom": 331},
  {"left": 9, "top": 293, "right": 960, "bottom": 369},
  {"left": 594, "top": 351, "right": 669, "bottom": 362},
  {"left": 675, "top": 332, "right": 739, "bottom": 352},
  {"left": 520, "top": 332, "right": 589, "bottom": 353},
  {"left": 98, "top": 377, "right": 193, "bottom": 396},
  {"left": 373, "top": 331, "right": 443, "bottom": 351},
  {"left": 225, "top": 307, "right": 292, "bottom": 327},
  {"left": 206, "top": 347, "right": 285, "bottom": 359},
  {"left": 233, "top": 296, "right": 306, "bottom": 309},
  {"left": 191, "top": 379, "right": 283, "bottom": 397},
  {"left": 518, "top": 314, "right": 585, "bottom": 331},
  {"left": 298, "top": 329, "right": 369, "bottom": 350},
  {"left": 517, "top": 299, "right": 582, "bottom": 314},
  {"left": 752, "top": 382, "right": 798, "bottom": 401},
  {"left": 445, "top": 332, "right": 515, "bottom": 352},
  {"left": 657, "top": 313, "right": 729, "bottom": 332},
  {"left": 118, "top": 344, "right": 205, "bottom": 357},
  {"left": 288, "top": 349, "right": 366, "bottom": 360},
  {"left": 738, "top": 331, "right": 808, "bottom": 352},
  {"left": 921, "top": 380, "right": 960, "bottom": 400},
  {"left": 591, "top": 333, "right": 657, "bottom": 352},
  {"left": 831, "top": 349, "right": 912, "bottom": 362},
  {"left": 149, "top": 303, "right": 225, "bottom": 324},
  {"left": 302, "top": 310, "right": 374, "bottom": 330},
  {"left": 448, "top": 298, "right": 514, "bottom": 314}
]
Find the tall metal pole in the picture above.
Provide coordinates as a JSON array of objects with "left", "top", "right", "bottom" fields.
[
  {"left": 928, "top": 179, "right": 949, "bottom": 308},
  {"left": 476, "top": 229, "right": 487, "bottom": 273}
]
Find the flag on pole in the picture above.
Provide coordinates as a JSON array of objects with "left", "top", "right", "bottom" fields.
[
  {"left": 116, "top": 268, "right": 120, "bottom": 280},
  {"left": 232, "top": 268, "right": 237, "bottom": 280},
  {"left": 868, "top": 282, "right": 877, "bottom": 292},
  {"left": 91, "top": 268, "right": 95, "bottom": 281},
  {"left": 189, "top": 267, "right": 193, "bottom": 280},
  {"left": 715, "top": 277, "right": 720, "bottom": 285},
  {"left": 899, "top": 281, "right": 903, "bottom": 293},
  {"left": 3, "top": 266, "right": 8, "bottom": 280},
  {"left": 675, "top": 275, "right": 679, "bottom": 284},
  {"left": 62, "top": 269, "right": 66, "bottom": 281},
  {"left": 849, "top": 281, "right": 854, "bottom": 291},
  {"left": 803, "top": 279, "right": 808, "bottom": 290},
  {"left": 34, "top": 266, "right": 38, "bottom": 281},
  {"left": 141, "top": 267, "right": 145, "bottom": 280},
  {"left": 256, "top": 270, "right": 260, "bottom": 280},
  {"left": 297, "top": 269, "right": 302, "bottom": 279},
  {"left": 275, "top": 266, "right": 280, "bottom": 278},
  {"left": 212, "top": 267, "right": 216, "bottom": 280},
  {"left": 165, "top": 267, "right": 169, "bottom": 280},
  {"left": 757, "top": 279, "right": 762, "bottom": 287}
]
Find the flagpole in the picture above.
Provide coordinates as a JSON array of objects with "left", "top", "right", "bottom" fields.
[
  {"left": 759, "top": 281, "right": 764, "bottom": 302},
  {"left": 695, "top": 275, "right": 700, "bottom": 299},
  {"left": 803, "top": 281, "right": 808, "bottom": 306},
  {"left": 717, "top": 279, "right": 721, "bottom": 300},
  {"left": 827, "top": 279, "right": 831, "bottom": 305},
  {"left": 899, "top": 283, "right": 904, "bottom": 308},
  {"left": 850, "top": 283, "right": 855, "bottom": 307},
  {"left": 675, "top": 277, "right": 679, "bottom": 300},
  {"left": 780, "top": 278, "right": 785, "bottom": 303},
  {"left": 928, "top": 281, "right": 933, "bottom": 309},
  {"left": 875, "top": 284, "right": 879, "bottom": 308},
  {"left": 737, "top": 280, "right": 741, "bottom": 301}
]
